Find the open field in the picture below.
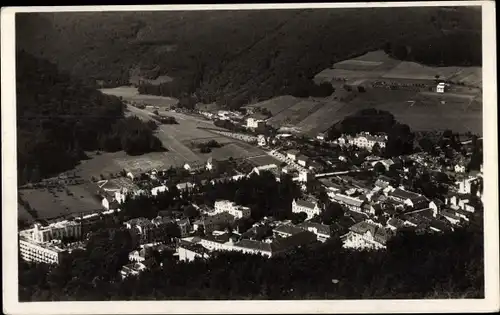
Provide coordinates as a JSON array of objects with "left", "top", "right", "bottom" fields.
[
  {"left": 267, "top": 99, "right": 325, "bottom": 128},
  {"left": 314, "top": 50, "right": 482, "bottom": 87},
  {"left": 199, "top": 142, "right": 267, "bottom": 161},
  {"left": 269, "top": 49, "right": 483, "bottom": 136},
  {"left": 295, "top": 100, "right": 348, "bottom": 136},
  {"left": 245, "top": 95, "right": 301, "bottom": 115},
  {"left": 18, "top": 182, "right": 103, "bottom": 220},
  {"left": 99, "top": 86, "right": 179, "bottom": 107}
]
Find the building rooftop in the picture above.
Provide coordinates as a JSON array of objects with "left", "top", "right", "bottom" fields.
[
  {"left": 298, "top": 221, "right": 332, "bottom": 236},
  {"left": 332, "top": 194, "right": 364, "bottom": 207},
  {"left": 390, "top": 188, "right": 424, "bottom": 201},
  {"left": 294, "top": 198, "right": 317, "bottom": 209},
  {"left": 273, "top": 224, "right": 304, "bottom": 236}
]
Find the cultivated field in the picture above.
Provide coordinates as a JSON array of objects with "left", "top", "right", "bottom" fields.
[
  {"left": 18, "top": 182, "right": 103, "bottom": 220},
  {"left": 100, "top": 86, "right": 179, "bottom": 107},
  {"left": 295, "top": 100, "right": 348, "bottom": 136},
  {"left": 267, "top": 99, "right": 325, "bottom": 128},
  {"left": 245, "top": 95, "right": 301, "bottom": 115},
  {"left": 267, "top": 49, "right": 483, "bottom": 136}
]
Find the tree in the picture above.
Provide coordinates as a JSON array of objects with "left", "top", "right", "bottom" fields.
[
  {"left": 291, "top": 212, "right": 307, "bottom": 224},
  {"left": 371, "top": 143, "right": 382, "bottom": 156},
  {"left": 374, "top": 162, "right": 386, "bottom": 174},
  {"left": 321, "top": 202, "right": 344, "bottom": 225}
]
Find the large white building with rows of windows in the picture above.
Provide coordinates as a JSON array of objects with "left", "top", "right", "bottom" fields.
[{"left": 19, "top": 220, "right": 82, "bottom": 265}]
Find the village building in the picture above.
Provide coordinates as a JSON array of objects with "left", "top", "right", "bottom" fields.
[
  {"left": 286, "top": 149, "right": 300, "bottom": 161},
  {"left": 298, "top": 221, "right": 334, "bottom": 242},
  {"left": 120, "top": 262, "right": 147, "bottom": 279},
  {"left": 342, "top": 221, "right": 393, "bottom": 250},
  {"left": 273, "top": 224, "right": 305, "bottom": 239},
  {"left": 176, "top": 182, "right": 195, "bottom": 192},
  {"left": 338, "top": 132, "right": 388, "bottom": 152},
  {"left": 436, "top": 82, "right": 446, "bottom": 93},
  {"left": 331, "top": 194, "right": 365, "bottom": 212},
  {"left": 176, "top": 239, "right": 211, "bottom": 262},
  {"left": 151, "top": 185, "right": 168, "bottom": 196},
  {"left": 214, "top": 200, "right": 252, "bottom": 219},
  {"left": 183, "top": 161, "right": 206, "bottom": 173},
  {"left": 291, "top": 198, "right": 322, "bottom": 220},
  {"left": 193, "top": 212, "right": 235, "bottom": 234},
  {"left": 246, "top": 113, "right": 268, "bottom": 129},
  {"left": 296, "top": 155, "right": 310, "bottom": 167}
]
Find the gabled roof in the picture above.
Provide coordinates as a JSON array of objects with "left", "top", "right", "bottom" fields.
[
  {"left": 273, "top": 224, "right": 304, "bottom": 236},
  {"left": 333, "top": 194, "right": 364, "bottom": 207},
  {"left": 390, "top": 188, "right": 422, "bottom": 200},
  {"left": 298, "top": 221, "right": 332, "bottom": 236},
  {"left": 296, "top": 154, "right": 310, "bottom": 162},
  {"left": 294, "top": 198, "right": 317, "bottom": 209},
  {"left": 387, "top": 218, "right": 405, "bottom": 229}
]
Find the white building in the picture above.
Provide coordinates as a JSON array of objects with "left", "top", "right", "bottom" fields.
[
  {"left": 296, "top": 155, "right": 309, "bottom": 167},
  {"left": 257, "top": 134, "right": 267, "bottom": 146},
  {"left": 286, "top": 150, "right": 300, "bottom": 161},
  {"left": 342, "top": 221, "right": 392, "bottom": 250},
  {"left": 454, "top": 164, "right": 467, "bottom": 173},
  {"left": 339, "top": 132, "right": 388, "bottom": 152},
  {"left": 214, "top": 200, "right": 252, "bottom": 219},
  {"left": 18, "top": 220, "right": 82, "bottom": 264},
  {"left": 436, "top": 82, "right": 446, "bottom": 93},
  {"left": 292, "top": 198, "right": 322, "bottom": 220},
  {"left": 331, "top": 194, "right": 365, "bottom": 212},
  {"left": 193, "top": 212, "right": 235, "bottom": 234},
  {"left": 177, "top": 240, "right": 211, "bottom": 262},
  {"left": 246, "top": 114, "right": 268, "bottom": 129},
  {"left": 151, "top": 185, "right": 168, "bottom": 196}
]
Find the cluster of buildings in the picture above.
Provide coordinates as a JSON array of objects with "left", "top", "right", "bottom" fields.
[{"left": 337, "top": 132, "right": 388, "bottom": 152}]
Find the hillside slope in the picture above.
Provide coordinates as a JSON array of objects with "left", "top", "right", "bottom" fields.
[
  {"left": 16, "top": 51, "right": 163, "bottom": 184},
  {"left": 16, "top": 7, "right": 481, "bottom": 108}
]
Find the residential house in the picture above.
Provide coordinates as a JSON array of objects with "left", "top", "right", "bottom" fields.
[
  {"left": 331, "top": 194, "right": 365, "bottom": 212},
  {"left": 151, "top": 185, "right": 168, "bottom": 196},
  {"left": 206, "top": 157, "right": 218, "bottom": 172},
  {"left": 441, "top": 209, "right": 462, "bottom": 225},
  {"left": 257, "top": 134, "right": 268, "bottom": 146},
  {"left": 193, "top": 212, "right": 235, "bottom": 234},
  {"left": 177, "top": 240, "right": 211, "bottom": 262},
  {"left": 436, "top": 82, "right": 446, "bottom": 93},
  {"left": 176, "top": 218, "right": 192, "bottom": 237},
  {"left": 339, "top": 132, "right": 388, "bottom": 152},
  {"left": 292, "top": 198, "right": 322, "bottom": 220},
  {"left": 120, "top": 262, "right": 147, "bottom": 279},
  {"left": 286, "top": 149, "right": 300, "bottom": 161},
  {"left": 298, "top": 221, "right": 334, "bottom": 242},
  {"left": 183, "top": 161, "right": 206, "bottom": 173},
  {"left": 246, "top": 113, "right": 268, "bottom": 129},
  {"left": 316, "top": 133, "right": 326, "bottom": 141},
  {"left": 176, "top": 182, "right": 194, "bottom": 192},
  {"left": 296, "top": 155, "right": 310, "bottom": 167},
  {"left": 454, "top": 163, "right": 467, "bottom": 173},
  {"left": 342, "top": 221, "right": 393, "bottom": 250},
  {"left": 389, "top": 188, "right": 429, "bottom": 210},
  {"left": 386, "top": 217, "right": 405, "bottom": 232},
  {"left": 273, "top": 224, "right": 304, "bottom": 239},
  {"left": 214, "top": 200, "right": 252, "bottom": 219},
  {"left": 124, "top": 218, "right": 156, "bottom": 245}
]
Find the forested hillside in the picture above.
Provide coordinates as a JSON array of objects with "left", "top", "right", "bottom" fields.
[
  {"left": 16, "top": 7, "right": 481, "bottom": 109},
  {"left": 16, "top": 51, "right": 163, "bottom": 184}
]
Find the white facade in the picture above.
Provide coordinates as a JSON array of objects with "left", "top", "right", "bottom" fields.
[
  {"left": 151, "top": 185, "right": 168, "bottom": 196},
  {"left": 257, "top": 135, "right": 267, "bottom": 146},
  {"left": 297, "top": 158, "right": 308, "bottom": 167},
  {"left": 436, "top": 82, "right": 446, "bottom": 93},
  {"left": 19, "top": 239, "right": 66, "bottom": 264},
  {"left": 177, "top": 246, "right": 209, "bottom": 262},
  {"left": 247, "top": 117, "right": 265, "bottom": 129},
  {"left": 454, "top": 164, "right": 466, "bottom": 173},
  {"left": 292, "top": 199, "right": 322, "bottom": 220},
  {"left": 342, "top": 231, "right": 385, "bottom": 250},
  {"left": 214, "top": 200, "right": 251, "bottom": 219},
  {"left": 31, "top": 221, "right": 82, "bottom": 243}
]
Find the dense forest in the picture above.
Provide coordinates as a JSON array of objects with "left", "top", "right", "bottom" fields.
[
  {"left": 16, "top": 51, "right": 164, "bottom": 184},
  {"left": 19, "top": 223, "right": 483, "bottom": 300},
  {"left": 16, "top": 7, "right": 481, "bottom": 109}
]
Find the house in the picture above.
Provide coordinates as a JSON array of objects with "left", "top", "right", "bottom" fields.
[
  {"left": 124, "top": 218, "right": 156, "bottom": 245},
  {"left": 97, "top": 177, "right": 140, "bottom": 209},
  {"left": 389, "top": 188, "right": 428, "bottom": 209},
  {"left": 151, "top": 185, "right": 168, "bottom": 196},
  {"left": 371, "top": 159, "right": 394, "bottom": 171},
  {"left": 298, "top": 221, "right": 334, "bottom": 242},
  {"left": 184, "top": 161, "right": 206, "bottom": 173},
  {"left": 193, "top": 212, "right": 235, "bottom": 234},
  {"left": 342, "top": 221, "right": 393, "bottom": 250},
  {"left": 273, "top": 224, "right": 304, "bottom": 238},
  {"left": 177, "top": 240, "right": 211, "bottom": 262},
  {"left": 436, "top": 82, "right": 446, "bottom": 93},
  {"left": 340, "top": 132, "right": 388, "bottom": 152},
  {"left": 257, "top": 134, "right": 267, "bottom": 146},
  {"left": 456, "top": 177, "right": 481, "bottom": 195},
  {"left": 120, "top": 262, "right": 147, "bottom": 279},
  {"left": 441, "top": 209, "right": 462, "bottom": 225},
  {"left": 454, "top": 163, "right": 467, "bottom": 173},
  {"left": 286, "top": 149, "right": 300, "bottom": 161},
  {"left": 331, "top": 194, "right": 365, "bottom": 212},
  {"left": 298, "top": 170, "right": 314, "bottom": 183},
  {"left": 176, "top": 182, "right": 194, "bottom": 192},
  {"left": 246, "top": 113, "right": 268, "bottom": 129},
  {"left": 206, "top": 157, "right": 218, "bottom": 172},
  {"left": 296, "top": 155, "right": 310, "bottom": 167},
  {"left": 386, "top": 217, "right": 405, "bottom": 231},
  {"left": 214, "top": 200, "right": 252, "bottom": 219},
  {"left": 176, "top": 218, "right": 192, "bottom": 237},
  {"left": 292, "top": 198, "right": 322, "bottom": 220},
  {"left": 316, "top": 133, "right": 326, "bottom": 141}
]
